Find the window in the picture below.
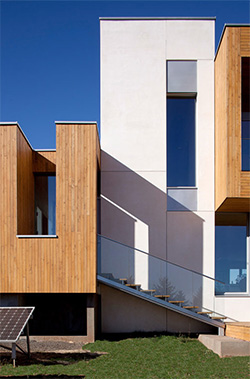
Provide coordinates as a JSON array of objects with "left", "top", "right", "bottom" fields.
[
  {"left": 241, "top": 57, "right": 250, "bottom": 171},
  {"left": 167, "top": 61, "right": 196, "bottom": 187},
  {"left": 215, "top": 213, "right": 247, "bottom": 294},
  {"left": 167, "top": 97, "right": 196, "bottom": 187},
  {"left": 35, "top": 175, "right": 56, "bottom": 235}
]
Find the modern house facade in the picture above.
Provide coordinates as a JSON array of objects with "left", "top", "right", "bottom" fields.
[
  {"left": 0, "top": 18, "right": 249, "bottom": 341},
  {"left": 100, "top": 18, "right": 215, "bottom": 334},
  {"left": 99, "top": 18, "right": 250, "bottom": 335}
]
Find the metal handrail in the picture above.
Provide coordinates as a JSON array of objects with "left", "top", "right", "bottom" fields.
[{"left": 97, "top": 234, "right": 225, "bottom": 284}]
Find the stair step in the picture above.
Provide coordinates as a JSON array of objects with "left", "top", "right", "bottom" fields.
[
  {"left": 169, "top": 300, "right": 184, "bottom": 304},
  {"left": 211, "top": 316, "right": 227, "bottom": 320},
  {"left": 126, "top": 284, "right": 141, "bottom": 289},
  {"left": 183, "top": 306, "right": 199, "bottom": 309},
  {"left": 141, "top": 289, "right": 156, "bottom": 294},
  {"left": 197, "top": 311, "right": 213, "bottom": 315},
  {"left": 154, "top": 295, "right": 170, "bottom": 299},
  {"left": 119, "top": 278, "right": 127, "bottom": 284}
]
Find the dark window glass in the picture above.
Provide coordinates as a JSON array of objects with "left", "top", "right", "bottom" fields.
[
  {"left": 215, "top": 214, "right": 247, "bottom": 294},
  {"left": 242, "top": 139, "right": 250, "bottom": 171},
  {"left": 167, "top": 97, "right": 195, "bottom": 186},
  {"left": 242, "top": 57, "right": 250, "bottom": 171},
  {"left": 35, "top": 175, "right": 56, "bottom": 235},
  {"left": 48, "top": 176, "right": 56, "bottom": 235}
]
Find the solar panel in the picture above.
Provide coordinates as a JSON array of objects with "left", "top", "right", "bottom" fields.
[{"left": 0, "top": 307, "right": 34, "bottom": 343}]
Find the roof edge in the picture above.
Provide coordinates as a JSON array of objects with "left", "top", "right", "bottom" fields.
[
  {"left": 55, "top": 121, "right": 98, "bottom": 125},
  {"left": 0, "top": 121, "right": 34, "bottom": 150},
  {"left": 215, "top": 23, "right": 250, "bottom": 60},
  {"left": 99, "top": 17, "right": 216, "bottom": 21}
]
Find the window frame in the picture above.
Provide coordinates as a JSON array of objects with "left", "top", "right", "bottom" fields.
[
  {"left": 167, "top": 93, "right": 197, "bottom": 188},
  {"left": 34, "top": 173, "right": 56, "bottom": 236},
  {"left": 215, "top": 212, "right": 250, "bottom": 297},
  {"left": 241, "top": 57, "right": 250, "bottom": 171}
]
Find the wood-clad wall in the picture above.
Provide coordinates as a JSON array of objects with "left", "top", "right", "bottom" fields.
[
  {"left": 0, "top": 125, "right": 18, "bottom": 290},
  {"left": 241, "top": 28, "right": 250, "bottom": 55},
  {"left": 55, "top": 123, "right": 98, "bottom": 293},
  {"left": 17, "top": 128, "right": 34, "bottom": 235},
  {"left": 33, "top": 151, "right": 56, "bottom": 173},
  {"left": 215, "top": 27, "right": 228, "bottom": 210},
  {"left": 0, "top": 123, "right": 99, "bottom": 293},
  {"left": 215, "top": 26, "right": 250, "bottom": 211},
  {"left": 226, "top": 322, "right": 250, "bottom": 342}
]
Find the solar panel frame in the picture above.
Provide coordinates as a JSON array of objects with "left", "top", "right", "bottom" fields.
[{"left": 0, "top": 307, "right": 34, "bottom": 343}]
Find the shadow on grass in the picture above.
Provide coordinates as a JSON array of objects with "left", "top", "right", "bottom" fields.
[
  {"left": 98, "top": 331, "right": 202, "bottom": 342},
  {"left": 0, "top": 351, "right": 105, "bottom": 368}
]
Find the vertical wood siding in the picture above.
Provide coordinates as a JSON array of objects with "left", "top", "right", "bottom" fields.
[
  {"left": 215, "top": 27, "right": 250, "bottom": 211},
  {"left": 0, "top": 125, "right": 18, "bottom": 291},
  {"left": 17, "top": 128, "right": 34, "bottom": 235},
  {"left": 0, "top": 123, "right": 99, "bottom": 293},
  {"left": 32, "top": 151, "right": 56, "bottom": 173},
  {"left": 215, "top": 27, "right": 228, "bottom": 210}
]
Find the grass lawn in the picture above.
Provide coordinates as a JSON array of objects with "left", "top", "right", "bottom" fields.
[{"left": 0, "top": 335, "right": 249, "bottom": 378}]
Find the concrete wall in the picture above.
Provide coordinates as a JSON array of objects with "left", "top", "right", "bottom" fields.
[
  {"left": 100, "top": 284, "right": 215, "bottom": 334},
  {"left": 100, "top": 19, "right": 217, "bottom": 332}
]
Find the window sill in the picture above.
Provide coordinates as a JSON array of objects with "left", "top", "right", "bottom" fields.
[
  {"left": 215, "top": 293, "right": 249, "bottom": 298},
  {"left": 167, "top": 186, "right": 198, "bottom": 189},
  {"left": 16, "top": 235, "right": 58, "bottom": 239}
]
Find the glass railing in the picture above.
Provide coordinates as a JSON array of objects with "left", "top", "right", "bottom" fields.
[{"left": 97, "top": 234, "right": 235, "bottom": 322}]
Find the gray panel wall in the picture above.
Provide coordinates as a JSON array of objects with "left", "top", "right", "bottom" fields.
[{"left": 167, "top": 61, "right": 197, "bottom": 93}]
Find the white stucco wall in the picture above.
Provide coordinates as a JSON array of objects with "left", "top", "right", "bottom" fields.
[{"left": 100, "top": 19, "right": 248, "bottom": 332}]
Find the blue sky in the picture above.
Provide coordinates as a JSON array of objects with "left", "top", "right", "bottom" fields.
[{"left": 1, "top": 0, "right": 249, "bottom": 148}]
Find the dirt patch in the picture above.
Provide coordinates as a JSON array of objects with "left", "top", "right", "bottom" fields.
[
  {"left": 0, "top": 376, "right": 85, "bottom": 379},
  {"left": 0, "top": 338, "right": 107, "bottom": 369},
  {"left": 0, "top": 338, "right": 88, "bottom": 354}
]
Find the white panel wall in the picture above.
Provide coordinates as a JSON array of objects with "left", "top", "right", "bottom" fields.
[
  {"left": 165, "top": 20, "right": 214, "bottom": 59},
  {"left": 101, "top": 20, "right": 166, "bottom": 175},
  {"left": 100, "top": 19, "right": 218, "bottom": 332},
  {"left": 196, "top": 60, "right": 215, "bottom": 211},
  {"left": 101, "top": 20, "right": 167, "bottom": 264}
]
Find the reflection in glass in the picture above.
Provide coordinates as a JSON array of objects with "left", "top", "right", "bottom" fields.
[
  {"left": 215, "top": 225, "right": 247, "bottom": 294},
  {"left": 35, "top": 175, "right": 56, "bottom": 235}
]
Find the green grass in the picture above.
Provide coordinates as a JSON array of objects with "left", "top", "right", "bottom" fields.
[{"left": 0, "top": 336, "right": 249, "bottom": 378}]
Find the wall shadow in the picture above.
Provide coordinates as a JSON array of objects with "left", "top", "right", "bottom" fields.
[{"left": 101, "top": 151, "right": 204, "bottom": 307}]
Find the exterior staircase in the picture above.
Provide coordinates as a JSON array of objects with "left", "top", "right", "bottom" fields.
[
  {"left": 97, "top": 273, "right": 227, "bottom": 330},
  {"left": 97, "top": 234, "right": 236, "bottom": 332}
]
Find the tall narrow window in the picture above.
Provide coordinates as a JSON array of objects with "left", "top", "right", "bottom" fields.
[
  {"left": 35, "top": 175, "right": 56, "bottom": 235},
  {"left": 215, "top": 213, "right": 247, "bottom": 294},
  {"left": 167, "top": 97, "right": 196, "bottom": 186},
  {"left": 167, "top": 61, "right": 197, "bottom": 187},
  {"left": 242, "top": 57, "right": 250, "bottom": 171}
]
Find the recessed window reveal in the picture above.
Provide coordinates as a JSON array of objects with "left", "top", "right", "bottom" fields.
[{"left": 167, "top": 61, "right": 197, "bottom": 187}]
